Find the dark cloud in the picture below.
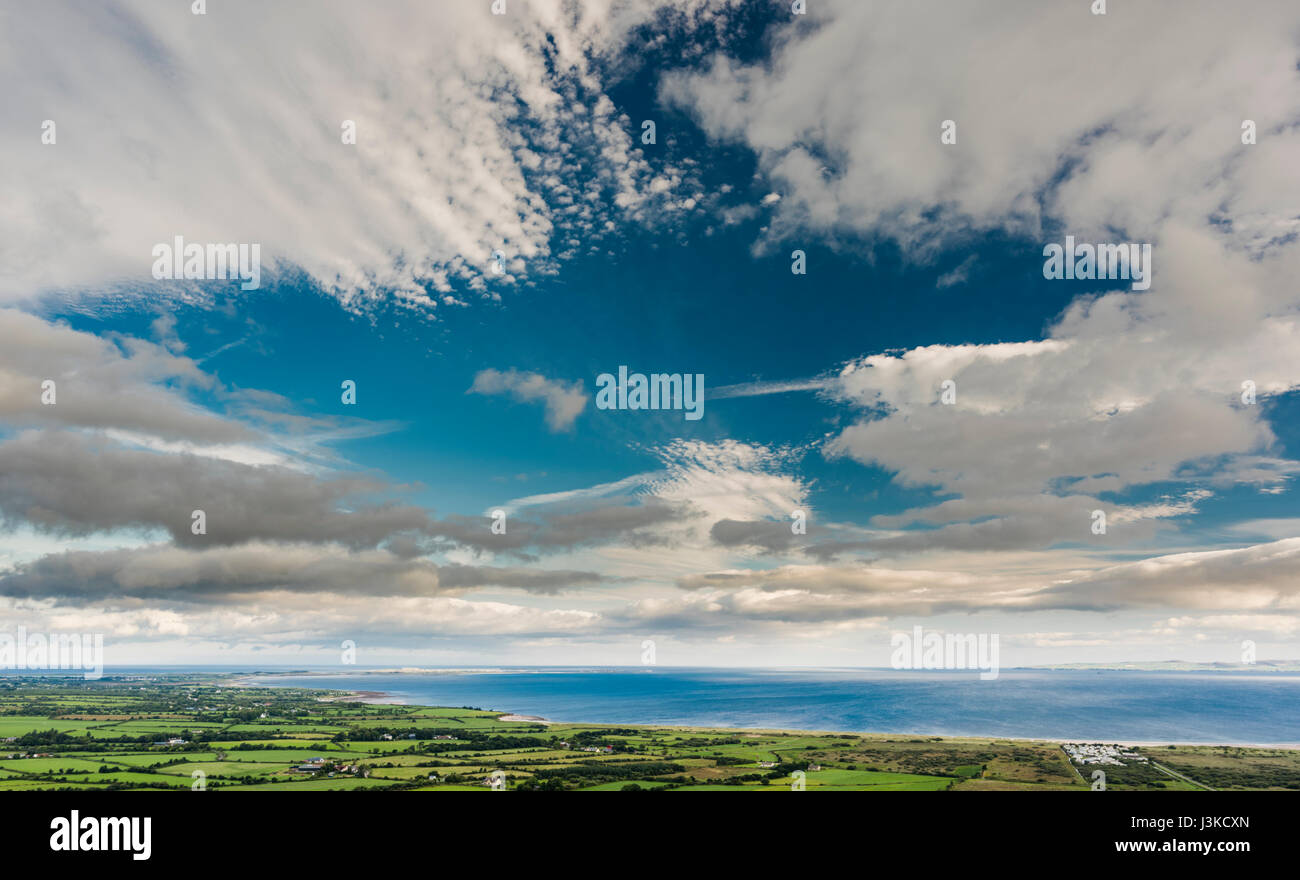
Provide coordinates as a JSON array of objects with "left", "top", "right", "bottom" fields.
[
  {"left": 0, "top": 543, "right": 609, "bottom": 603},
  {"left": 432, "top": 498, "right": 693, "bottom": 557},
  {"left": 436, "top": 563, "right": 606, "bottom": 595},
  {"left": 709, "top": 518, "right": 802, "bottom": 553},
  {"left": 0, "top": 308, "right": 249, "bottom": 444},
  {"left": 0, "top": 431, "right": 431, "bottom": 548},
  {"left": 539, "top": 500, "right": 686, "bottom": 548}
]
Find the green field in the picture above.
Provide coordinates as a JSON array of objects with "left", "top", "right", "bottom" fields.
[{"left": 0, "top": 674, "right": 1294, "bottom": 792}]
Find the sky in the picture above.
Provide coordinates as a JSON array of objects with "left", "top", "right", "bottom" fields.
[{"left": 2, "top": 0, "right": 1299, "bottom": 668}]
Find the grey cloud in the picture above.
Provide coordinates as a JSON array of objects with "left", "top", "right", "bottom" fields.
[
  {"left": 709, "top": 518, "right": 801, "bottom": 553},
  {"left": 0, "top": 309, "right": 249, "bottom": 444},
  {"left": 865, "top": 494, "right": 1167, "bottom": 555},
  {"left": 431, "top": 498, "right": 694, "bottom": 557},
  {"left": 0, "top": 542, "right": 609, "bottom": 603},
  {"left": 436, "top": 564, "right": 606, "bottom": 595},
  {"left": 538, "top": 500, "right": 686, "bottom": 548},
  {"left": 801, "top": 539, "right": 877, "bottom": 562},
  {"left": 1034, "top": 538, "right": 1300, "bottom": 612},
  {"left": 0, "top": 431, "right": 431, "bottom": 548}
]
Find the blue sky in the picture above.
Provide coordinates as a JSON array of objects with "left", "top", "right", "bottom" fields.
[{"left": 2, "top": 0, "right": 1299, "bottom": 667}]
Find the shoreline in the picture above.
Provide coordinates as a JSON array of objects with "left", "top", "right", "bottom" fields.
[
  {"left": 215, "top": 664, "right": 1300, "bottom": 676},
  {"left": 226, "top": 674, "right": 1300, "bottom": 750}
]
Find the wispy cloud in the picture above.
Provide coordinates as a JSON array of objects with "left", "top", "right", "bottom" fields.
[{"left": 708, "top": 377, "right": 833, "bottom": 399}]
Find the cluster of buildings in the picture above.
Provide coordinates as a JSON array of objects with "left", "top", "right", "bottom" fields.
[
  {"left": 292, "top": 756, "right": 364, "bottom": 776},
  {"left": 1062, "top": 743, "right": 1148, "bottom": 766},
  {"left": 556, "top": 741, "right": 614, "bottom": 753}
]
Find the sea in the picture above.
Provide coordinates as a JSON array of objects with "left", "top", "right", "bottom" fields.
[{"left": 216, "top": 666, "right": 1300, "bottom": 744}]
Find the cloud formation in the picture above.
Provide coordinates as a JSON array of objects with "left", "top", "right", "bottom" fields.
[
  {"left": 0, "top": 0, "right": 729, "bottom": 306},
  {"left": 4, "top": 3, "right": 1299, "bottom": 663},
  {"left": 663, "top": 0, "right": 1300, "bottom": 566},
  {"left": 468, "top": 368, "right": 588, "bottom": 432},
  {"left": 0, "top": 542, "right": 607, "bottom": 602}
]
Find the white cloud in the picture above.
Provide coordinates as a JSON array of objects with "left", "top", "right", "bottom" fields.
[
  {"left": 1043, "top": 538, "right": 1300, "bottom": 612},
  {"left": 646, "top": 439, "right": 809, "bottom": 525},
  {"left": 665, "top": 0, "right": 1300, "bottom": 258},
  {"left": 670, "top": 1, "right": 1300, "bottom": 514},
  {"left": 665, "top": 0, "right": 1300, "bottom": 554},
  {"left": 468, "top": 368, "right": 588, "bottom": 432},
  {"left": 0, "top": 0, "right": 725, "bottom": 306},
  {"left": 1163, "top": 614, "right": 1300, "bottom": 636},
  {"left": 0, "top": 592, "right": 600, "bottom": 643}
]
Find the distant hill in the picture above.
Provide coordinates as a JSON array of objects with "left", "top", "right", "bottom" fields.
[{"left": 1032, "top": 660, "right": 1300, "bottom": 672}]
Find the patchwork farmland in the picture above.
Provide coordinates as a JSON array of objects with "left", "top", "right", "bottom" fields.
[{"left": 0, "top": 675, "right": 1293, "bottom": 792}]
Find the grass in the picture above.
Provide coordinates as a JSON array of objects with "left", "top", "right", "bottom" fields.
[{"left": 0, "top": 674, "right": 1295, "bottom": 792}]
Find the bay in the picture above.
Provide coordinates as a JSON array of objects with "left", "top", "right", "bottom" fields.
[{"left": 248, "top": 666, "right": 1300, "bottom": 744}]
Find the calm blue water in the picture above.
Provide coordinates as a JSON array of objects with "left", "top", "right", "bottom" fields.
[{"left": 247, "top": 667, "right": 1300, "bottom": 744}]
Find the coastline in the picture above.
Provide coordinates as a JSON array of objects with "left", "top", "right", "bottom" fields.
[
  {"left": 227, "top": 673, "right": 1300, "bottom": 750},
  {"left": 227, "top": 676, "right": 407, "bottom": 705}
]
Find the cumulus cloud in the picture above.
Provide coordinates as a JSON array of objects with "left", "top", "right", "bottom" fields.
[
  {"left": 664, "top": 0, "right": 1300, "bottom": 257},
  {"left": 468, "top": 368, "right": 588, "bottom": 432},
  {"left": 824, "top": 321, "right": 1295, "bottom": 509},
  {"left": 5, "top": 3, "right": 1299, "bottom": 660},
  {"left": 659, "top": 0, "right": 1300, "bottom": 562}
]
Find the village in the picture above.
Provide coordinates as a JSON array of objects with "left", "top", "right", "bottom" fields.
[{"left": 1062, "top": 743, "right": 1149, "bottom": 766}]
